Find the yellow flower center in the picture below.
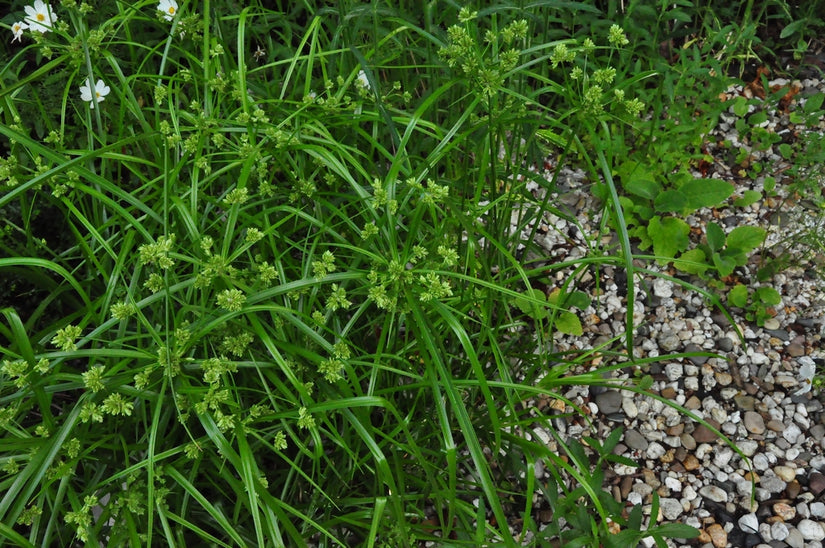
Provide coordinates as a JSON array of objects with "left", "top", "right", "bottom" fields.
[
  {"left": 95, "top": 92, "right": 101, "bottom": 98},
  {"left": 36, "top": 13, "right": 45, "bottom": 22},
  {"left": 168, "top": 7, "right": 175, "bottom": 14}
]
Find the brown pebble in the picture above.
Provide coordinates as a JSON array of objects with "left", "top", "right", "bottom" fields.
[
  {"left": 744, "top": 383, "right": 760, "bottom": 395},
  {"left": 773, "top": 502, "right": 796, "bottom": 521},
  {"left": 667, "top": 423, "right": 685, "bottom": 436},
  {"left": 661, "top": 449, "right": 675, "bottom": 464},
  {"left": 683, "top": 454, "right": 701, "bottom": 471},
  {"left": 643, "top": 468, "right": 661, "bottom": 489},
  {"left": 692, "top": 424, "right": 719, "bottom": 443},
  {"left": 697, "top": 529, "right": 712, "bottom": 544},
  {"left": 744, "top": 471, "right": 759, "bottom": 482},
  {"left": 810, "top": 472, "right": 825, "bottom": 496},
  {"left": 715, "top": 372, "right": 733, "bottom": 386},
  {"left": 674, "top": 447, "right": 688, "bottom": 462},
  {"left": 707, "top": 523, "right": 727, "bottom": 548},
  {"left": 766, "top": 420, "right": 785, "bottom": 432},
  {"left": 685, "top": 395, "right": 702, "bottom": 410},
  {"left": 786, "top": 479, "right": 801, "bottom": 499},
  {"left": 787, "top": 343, "right": 805, "bottom": 357},
  {"left": 661, "top": 387, "right": 677, "bottom": 399},
  {"left": 621, "top": 475, "right": 633, "bottom": 498}
]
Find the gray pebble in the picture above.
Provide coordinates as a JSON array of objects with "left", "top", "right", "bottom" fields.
[
  {"left": 660, "top": 497, "right": 683, "bottom": 520},
  {"left": 786, "top": 527, "right": 806, "bottom": 548},
  {"left": 716, "top": 336, "right": 734, "bottom": 352},
  {"left": 624, "top": 429, "right": 649, "bottom": 450},
  {"left": 764, "top": 328, "right": 789, "bottom": 341},
  {"left": 595, "top": 390, "right": 622, "bottom": 414},
  {"left": 685, "top": 343, "right": 708, "bottom": 365},
  {"left": 760, "top": 474, "right": 787, "bottom": 494}
]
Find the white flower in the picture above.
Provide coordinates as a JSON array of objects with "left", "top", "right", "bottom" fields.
[
  {"left": 795, "top": 356, "right": 817, "bottom": 395},
  {"left": 356, "top": 69, "right": 370, "bottom": 90},
  {"left": 11, "top": 21, "right": 28, "bottom": 43},
  {"left": 157, "top": 0, "right": 179, "bottom": 22},
  {"left": 79, "top": 78, "right": 110, "bottom": 108},
  {"left": 24, "top": 1, "right": 57, "bottom": 33}
]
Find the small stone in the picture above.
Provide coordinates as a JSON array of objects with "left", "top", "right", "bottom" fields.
[
  {"left": 713, "top": 447, "right": 734, "bottom": 468},
  {"left": 595, "top": 390, "right": 622, "bottom": 414},
  {"left": 665, "top": 362, "right": 684, "bottom": 382},
  {"left": 786, "top": 527, "right": 806, "bottom": 548},
  {"left": 693, "top": 424, "right": 719, "bottom": 443},
  {"left": 774, "top": 502, "right": 797, "bottom": 521},
  {"left": 787, "top": 479, "right": 802, "bottom": 499},
  {"left": 707, "top": 523, "right": 727, "bottom": 548},
  {"left": 665, "top": 476, "right": 682, "bottom": 492},
  {"left": 735, "top": 395, "right": 756, "bottom": 411},
  {"left": 783, "top": 423, "right": 802, "bottom": 444},
  {"left": 685, "top": 395, "right": 702, "bottom": 410},
  {"left": 753, "top": 453, "right": 770, "bottom": 471},
  {"left": 653, "top": 278, "right": 673, "bottom": 298},
  {"left": 683, "top": 454, "right": 701, "bottom": 471},
  {"left": 744, "top": 411, "right": 766, "bottom": 434},
  {"left": 811, "top": 473, "right": 825, "bottom": 496},
  {"left": 763, "top": 318, "right": 781, "bottom": 330},
  {"left": 622, "top": 398, "right": 639, "bottom": 419},
  {"left": 680, "top": 433, "right": 697, "bottom": 450},
  {"left": 811, "top": 502, "right": 825, "bottom": 519},
  {"left": 647, "top": 442, "right": 666, "bottom": 460},
  {"left": 717, "top": 337, "right": 734, "bottom": 352},
  {"left": 699, "top": 485, "right": 728, "bottom": 503},
  {"left": 666, "top": 423, "right": 685, "bottom": 437},
  {"left": 798, "top": 502, "right": 812, "bottom": 519},
  {"left": 798, "top": 519, "right": 825, "bottom": 541},
  {"left": 771, "top": 521, "right": 790, "bottom": 541},
  {"left": 767, "top": 419, "right": 785, "bottom": 432},
  {"left": 787, "top": 343, "right": 805, "bottom": 357},
  {"left": 660, "top": 497, "right": 683, "bottom": 520},
  {"left": 660, "top": 386, "right": 677, "bottom": 400},
  {"left": 624, "top": 429, "right": 649, "bottom": 451},
  {"left": 659, "top": 333, "right": 681, "bottom": 352},
  {"left": 738, "top": 512, "right": 759, "bottom": 533},
  {"left": 739, "top": 440, "right": 759, "bottom": 457},
  {"left": 686, "top": 343, "right": 709, "bottom": 365},
  {"left": 760, "top": 474, "right": 787, "bottom": 494},
  {"left": 812, "top": 456, "right": 825, "bottom": 470},
  {"left": 774, "top": 465, "right": 797, "bottom": 482},
  {"left": 715, "top": 372, "right": 733, "bottom": 386}
]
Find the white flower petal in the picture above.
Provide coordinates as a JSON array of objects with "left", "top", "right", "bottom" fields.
[{"left": 157, "top": 0, "right": 179, "bottom": 22}]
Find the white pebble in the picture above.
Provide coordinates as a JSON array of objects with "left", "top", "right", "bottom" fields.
[
  {"left": 798, "top": 519, "right": 825, "bottom": 541},
  {"left": 812, "top": 503, "right": 825, "bottom": 519},
  {"left": 771, "top": 522, "right": 790, "bottom": 541},
  {"left": 665, "top": 477, "right": 682, "bottom": 492},
  {"left": 738, "top": 512, "right": 759, "bottom": 533},
  {"left": 783, "top": 423, "right": 802, "bottom": 444},
  {"left": 646, "top": 442, "right": 666, "bottom": 460}
]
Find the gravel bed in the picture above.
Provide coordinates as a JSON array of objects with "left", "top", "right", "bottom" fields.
[{"left": 514, "top": 76, "right": 825, "bottom": 547}]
